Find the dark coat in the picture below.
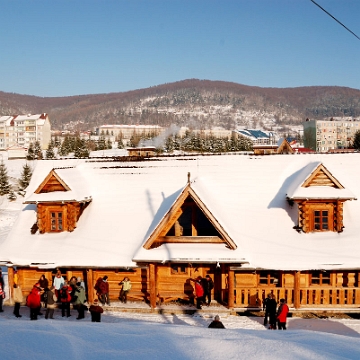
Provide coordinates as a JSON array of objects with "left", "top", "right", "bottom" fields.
[
  {"left": 208, "top": 320, "right": 225, "bottom": 328},
  {"left": 263, "top": 297, "right": 277, "bottom": 313}
]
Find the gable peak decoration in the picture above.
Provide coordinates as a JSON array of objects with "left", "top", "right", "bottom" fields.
[
  {"left": 302, "top": 164, "right": 344, "bottom": 189},
  {"left": 35, "top": 169, "right": 71, "bottom": 194},
  {"left": 143, "top": 177, "right": 237, "bottom": 250}
]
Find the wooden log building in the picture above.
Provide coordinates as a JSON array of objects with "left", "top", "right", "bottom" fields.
[{"left": 1, "top": 154, "right": 360, "bottom": 310}]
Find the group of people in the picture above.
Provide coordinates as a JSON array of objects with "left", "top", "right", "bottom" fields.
[
  {"left": 19, "top": 269, "right": 104, "bottom": 322},
  {"left": 263, "top": 293, "right": 289, "bottom": 330},
  {"left": 191, "top": 275, "right": 214, "bottom": 310}
]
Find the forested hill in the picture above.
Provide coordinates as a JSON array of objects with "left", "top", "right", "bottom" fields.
[{"left": 1, "top": 79, "right": 360, "bottom": 131}]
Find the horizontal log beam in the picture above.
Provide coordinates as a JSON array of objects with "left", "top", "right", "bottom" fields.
[{"left": 156, "top": 236, "right": 223, "bottom": 244}]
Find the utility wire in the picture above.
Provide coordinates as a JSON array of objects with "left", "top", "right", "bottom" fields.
[{"left": 310, "top": 0, "right": 360, "bottom": 41}]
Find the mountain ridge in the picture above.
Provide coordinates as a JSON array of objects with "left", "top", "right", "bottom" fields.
[{"left": 1, "top": 79, "right": 360, "bottom": 131}]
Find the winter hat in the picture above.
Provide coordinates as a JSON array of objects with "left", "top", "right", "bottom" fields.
[
  {"left": 93, "top": 299, "right": 99, "bottom": 305},
  {"left": 77, "top": 277, "right": 82, "bottom": 282},
  {"left": 103, "top": 276, "right": 108, "bottom": 281},
  {"left": 35, "top": 283, "right": 40, "bottom": 287},
  {"left": 214, "top": 315, "right": 220, "bottom": 321}
]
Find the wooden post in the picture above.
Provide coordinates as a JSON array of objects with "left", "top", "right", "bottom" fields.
[
  {"left": 228, "top": 268, "right": 234, "bottom": 308},
  {"left": 149, "top": 263, "right": 157, "bottom": 309},
  {"left": 294, "top": 271, "right": 301, "bottom": 309},
  {"left": 86, "top": 269, "right": 94, "bottom": 304},
  {"left": 7, "top": 267, "right": 14, "bottom": 305}
]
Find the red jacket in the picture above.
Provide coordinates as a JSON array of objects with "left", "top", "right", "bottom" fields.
[
  {"left": 98, "top": 280, "right": 109, "bottom": 295},
  {"left": 26, "top": 287, "right": 41, "bottom": 308},
  {"left": 277, "top": 303, "right": 289, "bottom": 322},
  {"left": 194, "top": 281, "right": 204, "bottom": 297},
  {"left": 60, "top": 285, "right": 72, "bottom": 303}
]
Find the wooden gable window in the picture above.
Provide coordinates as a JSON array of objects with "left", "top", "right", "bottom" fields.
[
  {"left": 171, "top": 264, "right": 188, "bottom": 275},
  {"left": 311, "top": 271, "right": 331, "bottom": 286}
]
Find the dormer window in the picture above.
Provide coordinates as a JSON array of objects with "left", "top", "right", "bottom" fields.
[
  {"left": 287, "top": 163, "right": 356, "bottom": 234},
  {"left": 51, "top": 211, "right": 63, "bottom": 232}
]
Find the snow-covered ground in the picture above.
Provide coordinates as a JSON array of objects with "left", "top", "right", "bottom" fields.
[{"left": 1, "top": 305, "right": 360, "bottom": 360}]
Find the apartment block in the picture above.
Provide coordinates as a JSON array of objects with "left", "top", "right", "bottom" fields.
[
  {"left": 0, "top": 113, "right": 51, "bottom": 150},
  {"left": 303, "top": 119, "right": 360, "bottom": 152}
]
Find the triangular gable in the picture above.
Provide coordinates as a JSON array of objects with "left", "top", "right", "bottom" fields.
[
  {"left": 277, "top": 139, "right": 294, "bottom": 154},
  {"left": 302, "top": 164, "right": 344, "bottom": 189},
  {"left": 143, "top": 183, "right": 237, "bottom": 250},
  {"left": 35, "top": 169, "right": 71, "bottom": 194}
]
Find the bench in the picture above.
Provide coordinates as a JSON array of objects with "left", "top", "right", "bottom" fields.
[{"left": 157, "top": 291, "right": 194, "bottom": 304}]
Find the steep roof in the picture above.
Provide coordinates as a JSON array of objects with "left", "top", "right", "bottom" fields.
[{"left": 1, "top": 154, "right": 360, "bottom": 271}]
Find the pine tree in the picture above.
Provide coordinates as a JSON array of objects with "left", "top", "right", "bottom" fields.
[
  {"left": 34, "top": 141, "right": 43, "bottom": 159},
  {"left": 107, "top": 139, "right": 112, "bottom": 149},
  {"left": 0, "top": 161, "right": 11, "bottom": 196},
  {"left": 353, "top": 130, "right": 360, "bottom": 150},
  {"left": 8, "top": 190, "right": 16, "bottom": 201},
  {"left": 18, "top": 163, "right": 33, "bottom": 195},
  {"left": 117, "top": 139, "right": 124, "bottom": 149},
  {"left": 46, "top": 141, "right": 55, "bottom": 159},
  {"left": 26, "top": 142, "right": 36, "bottom": 160}
]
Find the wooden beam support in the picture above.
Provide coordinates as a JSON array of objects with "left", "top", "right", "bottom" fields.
[
  {"left": 86, "top": 269, "right": 94, "bottom": 304},
  {"left": 156, "top": 236, "right": 223, "bottom": 244},
  {"left": 294, "top": 271, "right": 301, "bottom": 309},
  {"left": 228, "top": 268, "right": 234, "bottom": 308},
  {"left": 7, "top": 267, "right": 14, "bottom": 305},
  {"left": 149, "top": 263, "right": 157, "bottom": 309}
]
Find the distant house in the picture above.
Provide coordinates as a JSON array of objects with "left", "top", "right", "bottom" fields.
[
  {"left": 6, "top": 145, "right": 27, "bottom": 160},
  {"left": 253, "top": 138, "right": 294, "bottom": 155},
  {"left": 127, "top": 147, "right": 156, "bottom": 157},
  {"left": 233, "top": 129, "right": 275, "bottom": 145},
  {"left": 2, "top": 154, "right": 360, "bottom": 311}
]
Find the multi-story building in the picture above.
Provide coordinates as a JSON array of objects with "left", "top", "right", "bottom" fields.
[
  {"left": 96, "top": 124, "right": 164, "bottom": 140},
  {"left": 0, "top": 113, "right": 51, "bottom": 150},
  {"left": 303, "top": 119, "right": 360, "bottom": 152}
]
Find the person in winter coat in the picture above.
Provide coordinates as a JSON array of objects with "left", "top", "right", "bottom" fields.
[
  {"left": 190, "top": 277, "right": 204, "bottom": 309},
  {"left": 13, "top": 284, "right": 24, "bottom": 318},
  {"left": 27, "top": 283, "right": 41, "bottom": 320},
  {"left": 0, "top": 270, "right": 4, "bottom": 312},
  {"left": 89, "top": 299, "right": 103, "bottom": 322},
  {"left": 119, "top": 277, "right": 132, "bottom": 304},
  {"left": 73, "top": 282, "right": 87, "bottom": 320},
  {"left": 53, "top": 269, "right": 64, "bottom": 298},
  {"left": 44, "top": 286, "right": 57, "bottom": 319},
  {"left": 263, "top": 293, "right": 277, "bottom": 329},
  {"left": 202, "top": 275, "right": 214, "bottom": 306},
  {"left": 277, "top": 298, "right": 289, "bottom": 330},
  {"left": 59, "top": 281, "right": 72, "bottom": 317},
  {"left": 208, "top": 315, "right": 225, "bottom": 328},
  {"left": 98, "top": 276, "right": 110, "bottom": 305}
]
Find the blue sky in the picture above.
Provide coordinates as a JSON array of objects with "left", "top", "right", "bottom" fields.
[{"left": 1, "top": 0, "right": 360, "bottom": 97}]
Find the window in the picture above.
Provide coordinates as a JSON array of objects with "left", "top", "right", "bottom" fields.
[
  {"left": 311, "top": 271, "right": 330, "bottom": 285},
  {"left": 259, "top": 271, "right": 279, "bottom": 286},
  {"left": 171, "top": 264, "right": 188, "bottom": 275},
  {"left": 51, "top": 212, "right": 63, "bottom": 232},
  {"left": 314, "top": 210, "right": 329, "bottom": 230}
]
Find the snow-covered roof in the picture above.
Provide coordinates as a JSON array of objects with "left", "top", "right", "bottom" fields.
[{"left": 1, "top": 154, "right": 360, "bottom": 271}]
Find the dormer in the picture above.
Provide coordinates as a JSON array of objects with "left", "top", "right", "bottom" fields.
[
  {"left": 24, "top": 168, "right": 92, "bottom": 234},
  {"left": 286, "top": 163, "right": 356, "bottom": 233},
  {"left": 143, "top": 175, "right": 236, "bottom": 250}
]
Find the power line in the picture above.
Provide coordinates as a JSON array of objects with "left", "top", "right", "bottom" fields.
[{"left": 310, "top": 0, "right": 360, "bottom": 41}]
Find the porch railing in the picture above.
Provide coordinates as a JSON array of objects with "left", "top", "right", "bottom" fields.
[{"left": 233, "top": 287, "right": 360, "bottom": 308}]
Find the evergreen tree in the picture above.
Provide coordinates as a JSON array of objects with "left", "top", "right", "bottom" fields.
[
  {"left": 107, "top": 139, "right": 112, "bottom": 149},
  {"left": 26, "top": 142, "right": 36, "bottom": 160},
  {"left": 117, "top": 139, "right": 124, "bottom": 149},
  {"left": 34, "top": 141, "right": 43, "bottom": 159},
  {"left": 8, "top": 190, "right": 16, "bottom": 201},
  {"left": 46, "top": 141, "right": 55, "bottom": 159},
  {"left": 18, "top": 163, "right": 33, "bottom": 195},
  {"left": 74, "top": 138, "right": 90, "bottom": 158},
  {"left": 0, "top": 161, "right": 11, "bottom": 196},
  {"left": 353, "top": 130, "right": 360, "bottom": 150}
]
